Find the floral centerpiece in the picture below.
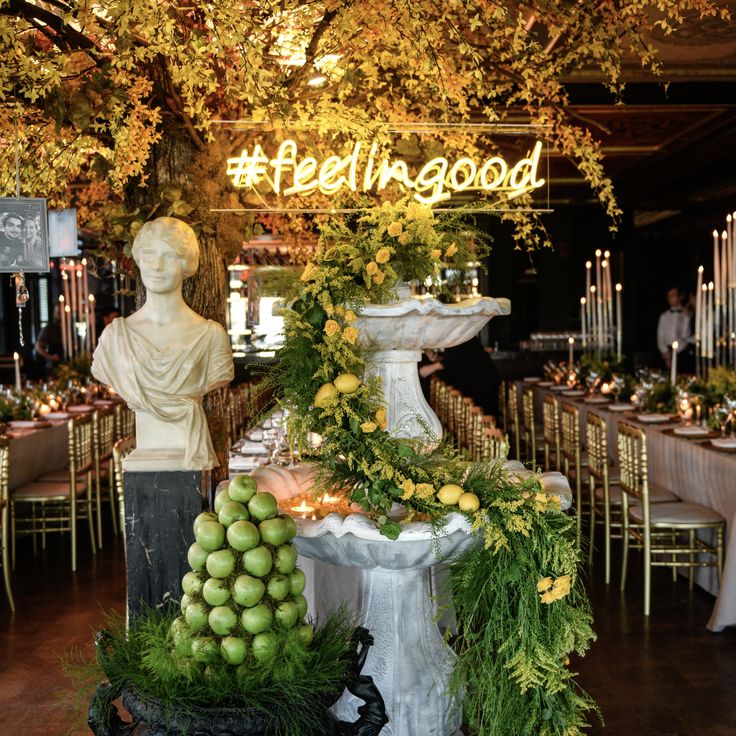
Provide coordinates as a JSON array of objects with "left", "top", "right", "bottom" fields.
[{"left": 273, "top": 198, "right": 597, "bottom": 735}]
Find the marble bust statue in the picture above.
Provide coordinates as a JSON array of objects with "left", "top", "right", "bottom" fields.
[{"left": 92, "top": 217, "right": 234, "bottom": 471}]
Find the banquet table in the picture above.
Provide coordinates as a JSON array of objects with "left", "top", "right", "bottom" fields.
[
  {"left": 518, "top": 379, "right": 736, "bottom": 631},
  {"left": 6, "top": 422, "right": 69, "bottom": 490}
]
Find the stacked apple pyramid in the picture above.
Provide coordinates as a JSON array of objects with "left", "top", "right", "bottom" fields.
[{"left": 172, "top": 474, "right": 312, "bottom": 666}]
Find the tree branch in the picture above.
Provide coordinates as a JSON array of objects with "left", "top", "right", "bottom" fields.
[{"left": 284, "top": 7, "right": 339, "bottom": 89}]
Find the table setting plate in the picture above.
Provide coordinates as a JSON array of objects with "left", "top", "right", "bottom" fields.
[
  {"left": 8, "top": 420, "right": 52, "bottom": 429},
  {"left": 584, "top": 396, "right": 610, "bottom": 404},
  {"left": 672, "top": 425, "right": 712, "bottom": 438},
  {"left": 46, "top": 412, "right": 71, "bottom": 420},
  {"left": 67, "top": 404, "right": 93, "bottom": 413},
  {"left": 93, "top": 399, "right": 116, "bottom": 407},
  {"left": 710, "top": 437, "right": 736, "bottom": 450},
  {"left": 537, "top": 381, "right": 554, "bottom": 387},
  {"left": 607, "top": 404, "right": 633, "bottom": 412},
  {"left": 549, "top": 385, "right": 570, "bottom": 392},
  {"left": 562, "top": 390, "right": 586, "bottom": 397},
  {"left": 523, "top": 376, "right": 542, "bottom": 383},
  {"left": 636, "top": 413, "right": 674, "bottom": 423}
]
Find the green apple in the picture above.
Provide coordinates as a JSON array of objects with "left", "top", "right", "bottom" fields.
[
  {"left": 187, "top": 543, "right": 209, "bottom": 572},
  {"left": 258, "top": 518, "right": 289, "bottom": 547},
  {"left": 293, "top": 593, "right": 308, "bottom": 620},
  {"left": 180, "top": 593, "right": 192, "bottom": 614},
  {"left": 274, "top": 544, "right": 298, "bottom": 574},
  {"left": 228, "top": 475, "right": 258, "bottom": 504},
  {"left": 185, "top": 601, "right": 209, "bottom": 632},
  {"left": 208, "top": 605, "right": 238, "bottom": 636},
  {"left": 203, "top": 577, "right": 231, "bottom": 606},
  {"left": 227, "top": 520, "right": 260, "bottom": 552},
  {"left": 232, "top": 574, "right": 265, "bottom": 608},
  {"left": 218, "top": 501, "right": 249, "bottom": 528},
  {"left": 266, "top": 574, "right": 290, "bottom": 602},
  {"left": 281, "top": 514, "right": 298, "bottom": 541},
  {"left": 252, "top": 632, "right": 279, "bottom": 663},
  {"left": 243, "top": 545, "right": 273, "bottom": 577},
  {"left": 220, "top": 636, "right": 247, "bottom": 666},
  {"left": 289, "top": 568, "right": 306, "bottom": 596},
  {"left": 196, "top": 520, "right": 226, "bottom": 552},
  {"left": 191, "top": 637, "right": 218, "bottom": 663},
  {"left": 214, "top": 489, "right": 232, "bottom": 514},
  {"left": 182, "top": 571, "right": 203, "bottom": 597},
  {"left": 193, "top": 511, "right": 218, "bottom": 535},
  {"left": 241, "top": 603, "right": 273, "bottom": 634},
  {"left": 274, "top": 601, "right": 298, "bottom": 630},
  {"left": 206, "top": 549, "right": 236, "bottom": 579},
  {"left": 295, "top": 623, "right": 314, "bottom": 647},
  {"left": 248, "top": 492, "right": 278, "bottom": 522}
]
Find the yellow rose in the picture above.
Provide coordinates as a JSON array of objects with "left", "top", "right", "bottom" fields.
[
  {"left": 301, "top": 263, "right": 316, "bottom": 281},
  {"left": 415, "top": 483, "right": 435, "bottom": 499},
  {"left": 343, "top": 326, "right": 359, "bottom": 344},
  {"left": 366, "top": 261, "right": 379, "bottom": 275},
  {"left": 537, "top": 577, "right": 554, "bottom": 593},
  {"left": 400, "top": 479, "right": 415, "bottom": 500},
  {"left": 445, "top": 243, "right": 458, "bottom": 258},
  {"left": 375, "top": 407, "right": 387, "bottom": 430},
  {"left": 361, "top": 421, "right": 378, "bottom": 433},
  {"left": 540, "top": 590, "right": 557, "bottom": 605},
  {"left": 344, "top": 310, "right": 357, "bottom": 323},
  {"left": 398, "top": 232, "right": 411, "bottom": 245},
  {"left": 430, "top": 249, "right": 442, "bottom": 260},
  {"left": 324, "top": 319, "right": 340, "bottom": 337},
  {"left": 552, "top": 575, "right": 571, "bottom": 596},
  {"left": 375, "top": 247, "right": 391, "bottom": 264},
  {"left": 387, "top": 222, "right": 403, "bottom": 237},
  {"left": 373, "top": 269, "right": 386, "bottom": 285}
]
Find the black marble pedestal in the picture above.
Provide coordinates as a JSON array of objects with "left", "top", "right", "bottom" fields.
[{"left": 123, "top": 471, "right": 209, "bottom": 619}]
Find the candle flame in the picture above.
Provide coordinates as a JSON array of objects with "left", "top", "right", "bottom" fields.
[
  {"left": 602, "top": 260, "right": 608, "bottom": 268},
  {"left": 713, "top": 230, "right": 719, "bottom": 238},
  {"left": 580, "top": 297, "right": 586, "bottom": 305},
  {"left": 568, "top": 336, "right": 575, "bottom": 344},
  {"left": 585, "top": 261, "right": 592, "bottom": 269},
  {"left": 709, "top": 282, "right": 715, "bottom": 290},
  {"left": 13, "top": 351, "right": 18, "bottom": 359},
  {"left": 615, "top": 283, "right": 622, "bottom": 292},
  {"left": 672, "top": 340, "right": 679, "bottom": 350},
  {"left": 698, "top": 265, "right": 704, "bottom": 273},
  {"left": 722, "top": 231, "right": 728, "bottom": 240},
  {"left": 590, "top": 285, "right": 597, "bottom": 293},
  {"left": 728, "top": 214, "right": 733, "bottom": 223},
  {"left": 604, "top": 250, "right": 611, "bottom": 258},
  {"left": 595, "top": 249, "right": 602, "bottom": 257}
]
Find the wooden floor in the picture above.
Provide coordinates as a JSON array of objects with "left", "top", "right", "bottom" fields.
[{"left": 1, "top": 520, "right": 735, "bottom": 735}]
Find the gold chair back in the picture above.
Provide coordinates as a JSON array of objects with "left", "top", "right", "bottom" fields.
[
  {"left": 522, "top": 387, "right": 537, "bottom": 466},
  {"left": 507, "top": 382, "right": 521, "bottom": 460},
  {"left": 586, "top": 412, "right": 609, "bottom": 482},
  {"left": 498, "top": 381, "right": 508, "bottom": 432},
  {"left": 542, "top": 395, "right": 561, "bottom": 470},
  {"left": 481, "top": 427, "right": 508, "bottom": 463},
  {"left": 113, "top": 437, "right": 136, "bottom": 538},
  {"left": 114, "top": 403, "right": 135, "bottom": 441},
  {"left": 617, "top": 422, "right": 648, "bottom": 505},
  {"left": 0, "top": 438, "right": 13, "bottom": 611}
]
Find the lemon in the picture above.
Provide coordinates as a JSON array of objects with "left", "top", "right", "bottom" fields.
[
  {"left": 333, "top": 373, "right": 361, "bottom": 394},
  {"left": 314, "top": 382, "right": 338, "bottom": 408},
  {"left": 458, "top": 492, "right": 480, "bottom": 512},
  {"left": 437, "top": 484, "right": 464, "bottom": 505}
]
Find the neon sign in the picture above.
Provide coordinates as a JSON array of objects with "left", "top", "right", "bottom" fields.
[{"left": 225, "top": 138, "right": 546, "bottom": 207}]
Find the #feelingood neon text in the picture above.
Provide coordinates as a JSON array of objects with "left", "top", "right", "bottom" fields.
[{"left": 226, "top": 139, "right": 545, "bottom": 206}]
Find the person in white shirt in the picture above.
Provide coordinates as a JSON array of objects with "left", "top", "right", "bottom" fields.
[{"left": 657, "top": 287, "right": 692, "bottom": 370}]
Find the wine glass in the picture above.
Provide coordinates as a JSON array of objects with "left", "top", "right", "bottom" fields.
[{"left": 712, "top": 405, "right": 730, "bottom": 437}]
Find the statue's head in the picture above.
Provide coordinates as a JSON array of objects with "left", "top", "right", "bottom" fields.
[{"left": 132, "top": 217, "right": 199, "bottom": 294}]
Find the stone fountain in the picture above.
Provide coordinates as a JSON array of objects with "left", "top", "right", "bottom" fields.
[{"left": 259, "top": 293, "right": 573, "bottom": 736}]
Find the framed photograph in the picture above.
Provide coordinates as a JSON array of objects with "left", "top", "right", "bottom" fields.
[
  {"left": 48, "top": 208, "right": 80, "bottom": 257},
  {"left": 0, "top": 197, "right": 50, "bottom": 273}
]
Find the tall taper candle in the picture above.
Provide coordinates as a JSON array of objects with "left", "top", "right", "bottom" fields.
[
  {"left": 580, "top": 297, "right": 587, "bottom": 349},
  {"left": 590, "top": 285, "right": 598, "bottom": 350},
  {"left": 59, "top": 295, "right": 68, "bottom": 360},
  {"left": 671, "top": 341, "right": 678, "bottom": 386},
  {"left": 13, "top": 352, "right": 21, "bottom": 393},
  {"left": 89, "top": 293, "right": 97, "bottom": 349},
  {"left": 701, "top": 283, "right": 709, "bottom": 361},
  {"left": 64, "top": 305, "right": 73, "bottom": 360},
  {"left": 615, "top": 283, "right": 622, "bottom": 361},
  {"left": 595, "top": 250, "right": 602, "bottom": 350},
  {"left": 708, "top": 282, "right": 715, "bottom": 360},
  {"left": 568, "top": 336, "right": 575, "bottom": 369}
]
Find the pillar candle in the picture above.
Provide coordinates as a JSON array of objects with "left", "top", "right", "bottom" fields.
[
  {"left": 89, "top": 293, "right": 97, "bottom": 349},
  {"left": 671, "top": 341, "right": 678, "bottom": 386},
  {"left": 13, "top": 352, "right": 21, "bottom": 393}
]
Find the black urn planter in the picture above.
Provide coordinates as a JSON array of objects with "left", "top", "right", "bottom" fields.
[{"left": 88, "top": 627, "right": 389, "bottom": 736}]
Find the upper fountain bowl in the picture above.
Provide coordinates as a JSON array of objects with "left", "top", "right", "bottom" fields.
[{"left": 355, "top": 296, "right": 511, "bottom": 352}]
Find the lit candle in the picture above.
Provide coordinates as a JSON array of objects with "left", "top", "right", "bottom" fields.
[
  {"left": 615, "top": 283, "right": 623, "bottom": 361},
  {"left": 88, "top": 293, "right": 97, "bottom": 348},
  {"left": 64, "top": 304, "right": 72, "bottom": 359},
  {"left": 590, "top": 285, "right": 598, "bottom": 350},
  {"left": 290, "top": 500, "right": 315, "bottom": 518},
  {"left": 580, "top": 297, "right": 587, "bottom": 348},
  {"left": 671, "top": 341, "right": 678, "bottom": 386},
  {"left": 38, "top": 403, "right": 50, "bottom": 417},
  {"left": 707, "top": 282, "right": 715, "bottom": 359},
  {"left": 13, "top": 351, "right": 21, "bottom": 392},
  {"left": 701, "top": 283, "right": 709, "bottom": 359},
  {"left": 601, "top": 382, "right": 611, "bottom": 395},
  {"left": 601, "top": 259, "right": 609, "bottom": 347},
  {"left": 568, "top": 336, "right": 575, "bottom": 368},
  {"left": 59, "top": 295, "right": 68, "bottom": 360},
  {"left": 595, "top": 249, "right": 602, "bottom": 350},
  {"left": 585, "top": 261, "right": 592, "bottom": 348},
  {"left": 604, "top": 250, "right": 614, "bottom": 344},
  {"left": 722, "top": 230, "right": 729, "bottom": 363},
  {"left": 76, "top": 269, "right": 84, "bottom": 353}
]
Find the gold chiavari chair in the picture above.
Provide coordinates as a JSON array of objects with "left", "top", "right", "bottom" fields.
[
  {"left": 459, "top": 397, "right": 475, "bottom": 450},
  {"left": 618, "top": 422, "right": 725, "bottom": 616},
  {"left": 0, "top": 438, "right": 14, "bottom": 611},
  {"left": 560, "top": 402, "right": 586, "bottom": 540},
  {"left": 542, "top": 394, "right": 561, "bottom": 471},
  {"left": 112, "top": 437, "right": 136, "bottom": 541},
  {"left": 435, "top": 380, "right": 448, "bottom": 430},
  {"left": 429, "top": 375, "right": 441, "bottom": 414},
  {"left": 447, "top": 388, "right": 463, "bottom": 441},
  {"left": 480, "top": 427, "right": 508, "bottom": 463},
  {"left": 93, "top": 408, "right": 118, "bottom": 542},
  {"left": 114, "top": 403, "right": 135, "bottom": 441},
  {"left": 522, "top": 387, "right": 543, "bottom": 468},
  {"left": 12, "top": 415, "right": 96, "bottom": 572},
  {"left": 468, "top": 407, "right": 484, "bottom": 459},
  {"left": 507, "top": 382, "right": 521, "bottom": 461}
]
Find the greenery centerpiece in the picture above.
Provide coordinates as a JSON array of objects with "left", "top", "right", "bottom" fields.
[{"left": 273, "top": 197, "right": 597, "bottom": 735}]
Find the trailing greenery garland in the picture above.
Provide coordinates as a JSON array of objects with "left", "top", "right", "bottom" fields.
[{"left": 272, "top": 197, "right": 597, "bottom": 734}]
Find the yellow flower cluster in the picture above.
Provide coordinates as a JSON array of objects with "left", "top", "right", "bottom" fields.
[
  {"left": 375, "top": 407, "right": 387, "bottom": 430},
  {"left": 343, "top": 326, "right": 359, "bottom": 344},
  {"left": 400, "top": 479, "right": 415, "bottom": 500},
  {"left": 324, "top": 319, "right": 340, "bottom": 337},
  {"left": 537, "top": 575, "right": 571, "bottom": 604},
  {"left": 445, "top": 243, "right": 458, "bottom": 258},
  {"left": 387, "top": 222, "right": 403, "bottom": 237},
  {"left": 375, "top": 247, "right": 391, "bottom": 264},
  {"left": 533, "top": 492, "right": 561, "bottom": 512},
  {"left": 301, "top": 262, "right": 317, "bottom": 282},
  {"left": 324, "top": 318, "right": 360, "bottom": 346}
]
